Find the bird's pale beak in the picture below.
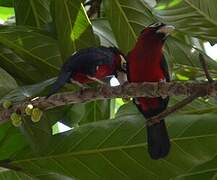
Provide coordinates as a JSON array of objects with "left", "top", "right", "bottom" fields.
[{"left": 156, "top": 25, "right": 175, "bottom": 36}]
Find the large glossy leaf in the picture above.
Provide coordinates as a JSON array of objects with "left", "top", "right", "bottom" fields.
[
  {"left": 51, "top": 0, "right": 97, "bottom": 60},
  {"left": 3, "top": 108, "right": 217, "bottom": 179},
  {"left": 0, "top": 26, "right": 61, "bottom": 78},
  {"left": 0, "top": 44, "right": 45, "bottom": 83},
  {"left": 0, "top": 0, "right": 13, "bottom": 7},
  {"left": 0, "top": 168, "right": 36, "bottom": 180},
  {"left": 66, "top": 100, "right": 111, "bottom": 126},
  {"left": 0, "top": 7, "right": 14, "bottom": 21},
  {"left": 92, "top": 18, "right": 117, "bottom": 47},
  {"left": 104, "top": 0, "right": 217, "bottom": 72},
  {"left": 83, "top": 100, "right": 110, "bottom": 124},
  {"left": 20, "top": 115, "right": 54, "bottom": 155},
  {"left": 8, "top": 105, "right": 71, "bottom": 155},
  {"left": 14, "top": 0, "right": 52, "bottom": 28},
  {"left": 0, "top": 122, "right": 28, "bottom": 161},
  {"left": 0, "top": 167, "right": 73, "bottom": 180},
  {"left": 165, "top": 37, "right": 217, "bottom": 71},
  {"left": 21, "top": 101, "right": 110, "bottom": 154},
  {"left": 174, "top": 155, "right": 217, "bottom": 180},
  {"left": 37, "top": 173, "right": 74, "bottom": 180},
  {"left": 170, "top": 97, "right": 217, "bottom": 114},
  {"left": 21, "top": 99, "right": 111, "bottom": 153},
  {"left": 0, "top": 67, "right": 17, "bottom": 98},
  {"left": 0, "top": 78, "right": 55, "bottom": 103},
  {"left": 154, "top": 0, "right": 217, "bottom": 42},
  {"left": 104, "top": 0, "right": 155, "bottom": 53}
]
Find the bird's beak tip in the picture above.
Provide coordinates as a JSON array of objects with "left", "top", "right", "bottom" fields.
[{"left": 157, "top": 25, "right": 175, "bottom": 35}]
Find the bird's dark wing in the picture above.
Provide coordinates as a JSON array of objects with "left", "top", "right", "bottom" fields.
[
  {"left": 160, "top": 55, "right": 170, "bottom": 82},
  {"left": 46, "top": 71, "right": 71, "bottom": 98},
  {"left": 47, "top": 47, "right": 115, "bottom": 97},
  {"left": 72, "top": 47, "right": 115, "bottom": 76}
]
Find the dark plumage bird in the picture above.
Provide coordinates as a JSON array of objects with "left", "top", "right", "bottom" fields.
[
  {"left": 47, "top": 46, "right": 126, "bottom": 97},
  {"left": 127, "top": 23, "right": 174, "bottom": 159}
]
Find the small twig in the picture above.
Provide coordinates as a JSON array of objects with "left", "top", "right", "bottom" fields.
[
  {"left": 146, "top": 92, "right": 201, "bottom": 126},
  {"left": 199, "top": 53, "right": 213, "bottom": 83}
]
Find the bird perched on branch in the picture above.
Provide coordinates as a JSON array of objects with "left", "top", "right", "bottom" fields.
[
  {"left": 47, "top": 47, "right": 127, "bottom": 97},
  {"left": 127, "top": 23, "right": 174, "bottom": 159}
]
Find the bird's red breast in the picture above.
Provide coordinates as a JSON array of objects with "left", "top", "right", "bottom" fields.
[
  {"left": 128, "top": 35, "right": 165, "bottom": 83},
  {"left": 73, "top": 64, "right": 114, "bottom": 83},
  {"left": 128, "top": 29, "right": 166, "bottom": 112}
]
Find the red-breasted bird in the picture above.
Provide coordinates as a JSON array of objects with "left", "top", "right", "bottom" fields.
[
  {"left": 127, "top": 23, "right": 174, "bottom": 159},
  {"left": 47, "top": 46, "right": 126, "bottom": 97}
]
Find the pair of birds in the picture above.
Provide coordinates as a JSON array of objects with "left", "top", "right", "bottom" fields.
[{"left": 48, "top": 23, "right": 174, "bottom": 160}]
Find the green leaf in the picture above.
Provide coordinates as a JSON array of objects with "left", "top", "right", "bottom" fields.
[
  {"left": 0, "top": 44, "right": 46, "bottom": 83},
  {"left": 169, "top": 96, "right": 217, "bottom": 114},
  {"left": 4, "top": 110, "right": 217, "bottom": 179},
  {"left": 36, "top": 173, "right": 74, "bottom": 180},
  {"left": 0, "top": 0, "right": 14, "bottom": 7},
  {"left": 19, "top": 105, "right": 73, "bottom": 154},
  {"left": 0, "top": 122, "right": 28, "bottom": 161},
  {"left": 0, "top": 7, "right": 14, "bottom": 21},
  {"left": 21, "top": 115, "right": 54, "bottom": 155},
  {"left": 65, "top": 100, "right": 111, "bottom": 126},
  {"left": 0, "top": 67, "right": 17, "bottom": 98},
  {"left": 51, "top": 0, "right": 97, "bottom": 60},
  {"left": 103, "top": 0, "right": 155, "bottom": 53},
  {"left": 14, "top": 0, "right": 52, "bottom": 28},
  {"left": 0, "top": 78, "right": 55, "bottom": 103},
  {"left": 0, "top": 26, "right": 61, "bottom": 78},
  {"left": 165, "top": 37, "right": 217, "bottom": 71},
  {"left": 21, "top": 101, "right": 110, "bottom": 153},
  {"left": 174, "top": 155, "right": 217, "bottom": 180},
  {"left": 92, "top": 18, "right": 118, "bottom": 47},
  {"left": 0, "top": 168, "right": 36, "bottom": 180},
  {"left": 154, "top": 0, "right": 217, "bottom": 42},
  {"left": 82, "top": 100, "right": 111, "bottom": 124}
]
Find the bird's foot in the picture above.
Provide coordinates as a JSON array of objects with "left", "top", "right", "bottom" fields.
[
  {"left": 70, "top": 79, "right": 87, "bottom": 89},
  {"left": 86, "top": 76, "right": 106, "bottom": 85}
]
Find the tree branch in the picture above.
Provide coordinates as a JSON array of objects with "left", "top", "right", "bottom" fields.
[
  {"left": 1, "top": 81, "right": 217, "bottom": 123},
  {"left": 146, "top": 92, "right": 201, "bottom": 126},
  {"left": 199, "top": 53, "right": 214, "bottom": 83}
]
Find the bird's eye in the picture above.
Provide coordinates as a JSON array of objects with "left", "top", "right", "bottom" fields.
[{"left": 149, "top": 22, "right": 163, "bottom": 27}]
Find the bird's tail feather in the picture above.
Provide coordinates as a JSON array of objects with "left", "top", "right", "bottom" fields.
[
  {"left": 46, "top": 72, "right": 71, "bottom": 98},
  {"left": 147, "top": 119, "right": 170, "bottom": 159}
]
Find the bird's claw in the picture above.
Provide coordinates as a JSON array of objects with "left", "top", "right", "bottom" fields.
[
  {"left": 70, "top": 79, "right": 88, "bottom": 89},
  {"left": 86, "top": 76, "right": 106, "bottom": 85}
]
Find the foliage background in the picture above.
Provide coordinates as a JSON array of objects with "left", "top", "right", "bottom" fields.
[{"left": 0, "top": 0, "right": 217, "bottom": 179}]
